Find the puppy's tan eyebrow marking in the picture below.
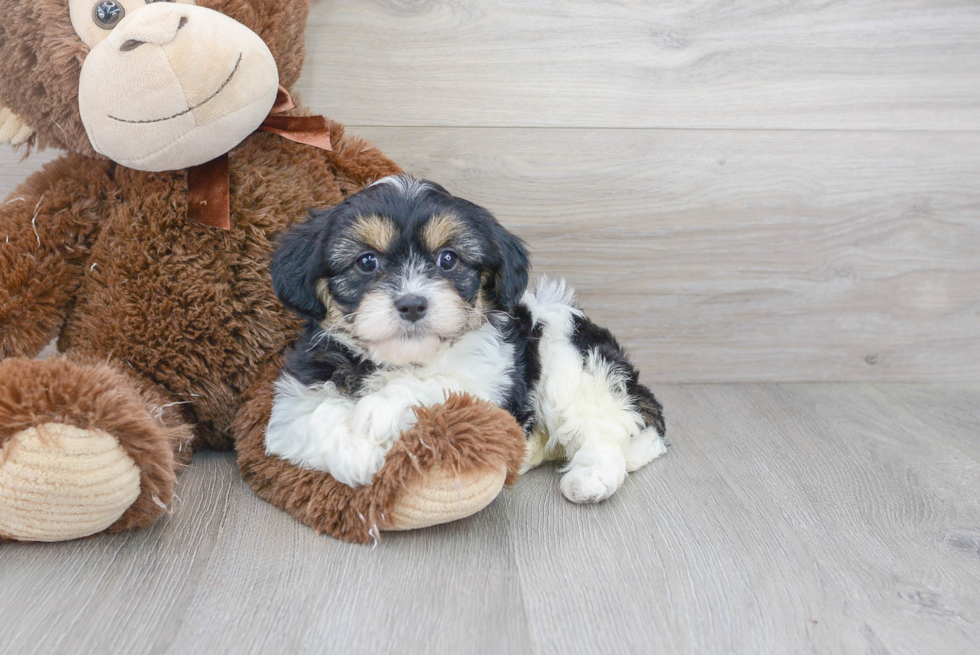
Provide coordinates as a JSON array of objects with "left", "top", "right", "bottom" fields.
[
  {"left": 351, "top": 214, "right": 397, "bottom": 252},
  {"left": 422, "top": 213, "right": 465, "bottom": 251}
]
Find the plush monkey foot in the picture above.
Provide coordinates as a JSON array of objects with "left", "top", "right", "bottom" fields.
[
  {"left": 236, "top": 363, "right": 527, "bottom": 544},
  {"left": 0, "top": 357, "right": 192, "bottom": 542}
]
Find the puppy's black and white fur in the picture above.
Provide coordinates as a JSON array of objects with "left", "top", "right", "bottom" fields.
[{"left": 266, "top": 176, "right": 666, "bottom": 503}]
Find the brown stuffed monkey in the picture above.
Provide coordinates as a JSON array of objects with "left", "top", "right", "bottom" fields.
[{"left": 0, "top": 0, "right": 525, "bottom": 544}]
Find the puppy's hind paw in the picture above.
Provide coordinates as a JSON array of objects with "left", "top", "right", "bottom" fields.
[
  {"left": 626, "top": 426, "right": 667, "bottom": 472},
  {"left": 559, "top": 449, "right": 627, "bottom": 504}
]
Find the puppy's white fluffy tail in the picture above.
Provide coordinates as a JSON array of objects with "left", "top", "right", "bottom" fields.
[{"left": 521, "top": 275, "right": 582, "bottom": 320}]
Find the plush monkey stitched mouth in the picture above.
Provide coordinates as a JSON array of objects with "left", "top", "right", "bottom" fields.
[{"left": 107, "top": 52, "right": 243, "bottom": 125}]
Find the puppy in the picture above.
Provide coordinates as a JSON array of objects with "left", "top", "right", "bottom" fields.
[{"left": 266, "top": 175, "right": 666, "bottom": 503}]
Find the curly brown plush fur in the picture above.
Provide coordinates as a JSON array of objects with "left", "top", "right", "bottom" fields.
[
  {"left": 0, "top": 0, "right": 524, "bottom": 540},
  {"left": 236, "top": 362, "right": 527, "bottom": 543}
]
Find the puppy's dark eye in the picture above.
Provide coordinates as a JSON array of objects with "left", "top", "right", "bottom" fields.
[
  {"left": 93, "top": 1, "right": 125, "bottom": 29},
  {"left": 356, "top": 252, "right": 379, "bottom": 273},
  {"left": 436, "top": 250, "right": 458, "bottom": 271}
]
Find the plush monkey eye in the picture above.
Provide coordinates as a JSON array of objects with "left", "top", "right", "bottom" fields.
[
  {"left": 93, "top": 1, "right": 125, "bottom": 29},
  {"left": 436, "top": 250, "right": 459, "bottom": 271},
  {"left": 356, "top": 253, "right": 380, "bottom": 273}
]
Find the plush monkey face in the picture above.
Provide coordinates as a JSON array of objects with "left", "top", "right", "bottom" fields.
[
  {"left": 70, "top": 0, "right": 279, "bottom": 171},
  {"left": 0, "top": 0, "right": 309, "bottom": 167}
]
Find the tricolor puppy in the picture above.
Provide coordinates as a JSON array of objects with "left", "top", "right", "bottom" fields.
[{"left": 266, "top": 176, "right": 666, "bottom": 503}]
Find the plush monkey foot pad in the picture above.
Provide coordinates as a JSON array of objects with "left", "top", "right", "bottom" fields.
[
  {"left": 236, "top": 368, "right": 527, "bottom": 544},
  {"left": 383, "top": 463, "right": 510, "bottom": 532},
  {"left": 0, "top": 424, "right": 141, "bottom": 542}
]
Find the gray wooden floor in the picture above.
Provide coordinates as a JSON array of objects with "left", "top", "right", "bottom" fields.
[{"left": 2, "top": 383, "right": 978, "bottom": 655}]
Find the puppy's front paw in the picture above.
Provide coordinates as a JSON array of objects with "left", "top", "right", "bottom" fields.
[
  {"left": 351, "top": 394, "right": 418, "bottom": 445},
  {"left": 560, "top": 449, "right": 627, "bottom": 504},
  {"left": 326, "top": 438, "right": 391, "bottom": 488}
]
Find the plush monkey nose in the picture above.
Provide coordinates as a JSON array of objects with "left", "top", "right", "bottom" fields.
[
  {"left": 110, "top": 5, "right": 189, "bottom": 49},
  {"left": 396, "top": 296, "right": 428, "bottom": 322}
]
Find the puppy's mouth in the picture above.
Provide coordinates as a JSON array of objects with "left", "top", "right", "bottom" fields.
[
  {"left": 393, "top": 323, "right": 444, "bottom": 340},
  {"left": 363, "top": 328, "right": 451, "bottom": 351},
  {"left": 352, "top": 321, "right": 467, "bottom": 366},
  {"left": 108, "top": 54, "right": 243, "bottom": 125},
  {"left": 362, "top": 334, "right": 444, "bottom": 366}
]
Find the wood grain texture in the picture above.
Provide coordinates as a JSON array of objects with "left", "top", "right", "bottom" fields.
[
  {"left": 352, "top": 126, "right": 980, "bottom": 383},
  {"left": 164, "top": 477, "right": 531, "bottom": 655},
  {"left": 300, "top": 0, "right": 980, "bottom": 130},
  {"left": 871, "top": 383, "right": 980, "bottom": 463},
  {"left": 2, "top": 384, "right": 979, "bottom": 654}
]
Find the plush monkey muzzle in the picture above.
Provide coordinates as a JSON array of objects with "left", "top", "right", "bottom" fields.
[{"left": 72, "top": 0, "right": 280, "bottom": 172}]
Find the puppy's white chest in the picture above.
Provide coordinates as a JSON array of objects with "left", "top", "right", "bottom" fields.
[{"left": 432, "top": 325, "right": 515, "bottom": 403}]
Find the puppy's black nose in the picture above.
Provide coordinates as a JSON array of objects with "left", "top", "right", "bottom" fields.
[{"left": 395, "top": 295, "right": 427, "bottom": 322}]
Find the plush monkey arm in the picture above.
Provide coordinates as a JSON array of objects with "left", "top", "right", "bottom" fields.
[
  {"left": 235, "top": 361, "right": 527, "bottom": 544},
  {"left": 0, "top": 154, "right": 114, "bottom": 358}
]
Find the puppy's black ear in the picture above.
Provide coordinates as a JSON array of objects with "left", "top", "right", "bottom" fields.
[
  {"left": 271, "top": 211, "right": 330, "bottom": 321},
  {"left": 489, "top": 221, "right": 531, "bottom": 310}
]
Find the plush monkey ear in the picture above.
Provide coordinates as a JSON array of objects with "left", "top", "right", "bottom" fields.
[
  {"left": 271, "top": 212, "right": 331, "bottom": 322},
  {"left": 0, "top": 106, "right": 35, "bottom": 146}
]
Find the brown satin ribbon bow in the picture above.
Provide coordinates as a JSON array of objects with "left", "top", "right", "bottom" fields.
[{"left": 186, "top": 85, "right": 333, "bottom": 230}]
